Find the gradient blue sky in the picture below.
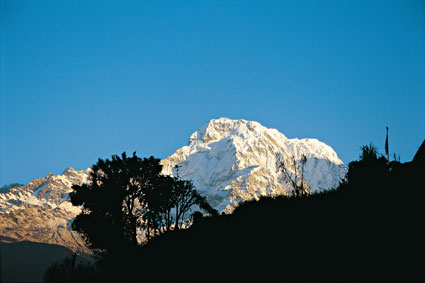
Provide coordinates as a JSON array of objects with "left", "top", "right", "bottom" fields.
[{"left": 1, "top": 0, "right": 424, "bottom": 185}]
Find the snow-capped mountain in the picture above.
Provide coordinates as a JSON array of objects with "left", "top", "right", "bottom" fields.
[
  {"left": 0, "top": 118, "right": 345, "bottom": 252},
  {"left": 0, "top": 168, "right": 90, "bottom": 253},
  {"left": 162, "top": 118, "right": 346, "bottom": 213}
]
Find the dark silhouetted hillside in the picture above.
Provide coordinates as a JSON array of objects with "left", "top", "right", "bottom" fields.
[
  {"left": 1, "top": 241, "right": 90, "bottom": 282},
  {"left": 93, "top": 142, "right": 424, "bottom": 283},
  {"left": 44, "top": 141, "right": 424, "bottom": 283}
]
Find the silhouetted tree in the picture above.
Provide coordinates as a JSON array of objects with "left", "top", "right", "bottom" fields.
[
  {"left": 70, "top": 153, "right": 163, "bottom": 253},
  {"left": 141, "top": 170, "right": 217, "bottom": 238},
  {"left": 171, "top": 178, "right": 216, "bottom": 229},
  {"left": 71, "top": 152, "right": 216, "bottom": 251}
]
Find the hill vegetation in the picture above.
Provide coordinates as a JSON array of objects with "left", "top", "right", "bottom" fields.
[{"left": 44, "top": 141, "right": 424, "bottom": 282}]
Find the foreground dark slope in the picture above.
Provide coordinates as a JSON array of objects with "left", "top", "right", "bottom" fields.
[
  {"left": 1, "top": 241, "right": 75, "bottom": 282},
  {"left": 94, "top": 144, "right": 424, "bottom": 283}
]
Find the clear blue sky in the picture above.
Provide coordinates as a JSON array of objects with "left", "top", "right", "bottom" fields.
[{"left": 1, "top": 0, "right": 424, "bottom": 185}]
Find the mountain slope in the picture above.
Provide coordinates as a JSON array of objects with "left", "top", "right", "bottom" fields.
[{"left": 0, "top": 168, "right": 90, "bottom": 254}]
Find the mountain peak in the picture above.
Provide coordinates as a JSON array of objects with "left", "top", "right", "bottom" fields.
[
  {"left": 62, "top": 167, "right": 76, "bottom": 175},
  {"left": 189, "top": 117, "right": 282, "bottom": 144},
  {"left": 163, "top": 118, "right": 346, "bottom": 212}
]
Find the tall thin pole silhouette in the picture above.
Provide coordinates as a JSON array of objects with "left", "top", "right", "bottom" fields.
[{"left": 385, "top": 127, "right": 389, "bottom": 161}]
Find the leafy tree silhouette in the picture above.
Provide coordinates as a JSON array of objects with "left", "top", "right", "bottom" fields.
[
  {"left": 70, "top": 152, "right": 216, "bottom": 253},
  {"left": 141, "top": 165, "right": 217, "bottom": 238},
  {"left": 70, "top": 153, "right": 165, "bottom": 253}
]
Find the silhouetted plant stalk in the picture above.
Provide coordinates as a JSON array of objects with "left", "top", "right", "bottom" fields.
[{"left": 277, "top": 153, "right": 311, "bottom": 197}]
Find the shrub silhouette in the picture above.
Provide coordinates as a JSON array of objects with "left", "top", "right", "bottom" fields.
[{"left": 44, "top": 254, "right": 95, "bottom": 283}]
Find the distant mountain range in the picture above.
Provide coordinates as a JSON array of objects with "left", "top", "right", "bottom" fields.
[{"left": 0, "top": 118, "right": 346, "bottom": 253}]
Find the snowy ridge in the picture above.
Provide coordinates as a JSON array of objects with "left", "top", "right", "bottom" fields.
[{"left": 162, "top": 118, "right": 346, "bottom": 213}]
